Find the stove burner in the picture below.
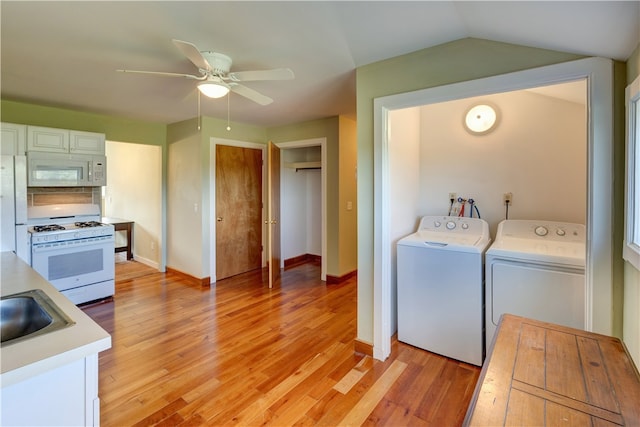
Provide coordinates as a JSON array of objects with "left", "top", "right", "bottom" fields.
[
  {"left": 74, "top": 221, "right": 104, "bottom": 228},
  {"left": 33, "top": 224, "right": 66, "bottom": 232}
]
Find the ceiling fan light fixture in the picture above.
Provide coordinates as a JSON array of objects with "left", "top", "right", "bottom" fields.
[{"left": 198, "top": 78, "right": 230, "bottom": 98}]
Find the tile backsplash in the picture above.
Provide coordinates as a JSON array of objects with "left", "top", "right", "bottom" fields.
[{"left": 27, "top": 187, "right": 102, "bottom": 208}]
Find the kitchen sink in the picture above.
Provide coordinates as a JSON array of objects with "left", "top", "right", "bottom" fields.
[{"left": 1, "top": 289, "right": 75, "bottom": 346}]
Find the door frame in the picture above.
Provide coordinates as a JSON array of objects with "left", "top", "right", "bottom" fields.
[
  {"left": 210, "top": 137, "right": 267, "bottom": 283},
  {"left": 372, "top": 57, "right": 613, "bottom": 361},
  {"left": 276, "top": 138, "right": 327, "bottom": 281}
]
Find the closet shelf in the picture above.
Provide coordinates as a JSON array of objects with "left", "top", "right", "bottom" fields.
[{"left": 285, "top": 161, "right": 321, "bottom": 171}]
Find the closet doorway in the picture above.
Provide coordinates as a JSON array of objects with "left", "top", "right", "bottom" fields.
[{"left": 278, "top": 138, "right": 327, "bottom": 281}]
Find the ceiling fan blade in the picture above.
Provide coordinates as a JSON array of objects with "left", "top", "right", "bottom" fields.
[
  {"left": 172, "top": 39, "right": 211, "bottom": 71},
  {"left": 229, "top": 83, "right": 273, "bottom": 105},
  {"left": 228, "top": 68, "right": 294, "bottom": 82},
  {"left": 117, "top": 69, "right": 205, "bottom": 80}
]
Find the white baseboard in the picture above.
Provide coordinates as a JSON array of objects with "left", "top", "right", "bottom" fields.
[{"left": 133, "top": 254, "right": 160, "bottom": 270}]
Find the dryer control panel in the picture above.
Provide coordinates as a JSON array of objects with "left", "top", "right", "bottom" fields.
[{"left": 497, "top": 219, "right": 585, "bottom": 243}]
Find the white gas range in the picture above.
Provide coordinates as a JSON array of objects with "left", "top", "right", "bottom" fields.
[{"left": 26, "top": 204, "right": 115, "bottom": 305}]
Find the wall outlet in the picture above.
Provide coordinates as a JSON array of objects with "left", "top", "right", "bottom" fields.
[
  {"left": 448, "top": 192, "right": 457, "bottom": 201},
  {"left": 504, "top": 192, "right": 513, "bottom": 205},
  {"left": 151, "top": 241, "right": 156, "bottom": 251}
]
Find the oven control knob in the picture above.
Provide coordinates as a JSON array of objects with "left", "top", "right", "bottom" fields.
[
  {"left": 446, "top": 221, "right": 456, "bottom": 230},
  {"left": 434, "top": 221, "right": 441, "bottom": 228},
  {"left": 535, "top": 226, "right": 549, "bottom": 237},
  {"left": 461, "top": 223, "right": 469, "bottom": 230}
]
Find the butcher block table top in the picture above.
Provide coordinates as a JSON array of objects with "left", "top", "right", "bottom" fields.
[{"left": 464, "top": 314, "right": 640, "bottom": 426}]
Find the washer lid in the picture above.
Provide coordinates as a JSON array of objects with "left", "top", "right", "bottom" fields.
[{"left": 398, "top": 230, "right": 490, "bottom": 253}]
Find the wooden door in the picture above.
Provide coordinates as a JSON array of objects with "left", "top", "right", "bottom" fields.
[
  {"left": 267, "top": 142, "right": 281, "bottom": 288},
  {"left": 216, "top": 145, "right": 263, "bottom": 280}
]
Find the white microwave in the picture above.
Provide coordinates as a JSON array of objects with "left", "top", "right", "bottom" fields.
[{"left": 27, "top": 152, "right": 107, "bottom": 187}]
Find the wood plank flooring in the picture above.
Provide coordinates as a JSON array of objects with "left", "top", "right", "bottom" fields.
[{"left": 83, "top": 259, "right": 480, "bottom": 426}]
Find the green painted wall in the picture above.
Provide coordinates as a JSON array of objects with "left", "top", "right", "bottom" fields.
[
  {"left": 355, "top": 38, "right": 585, "bottom": 345},
  {"left": 624, "top": 41, "right": 640, "bottom": 366},
  {"left": 1, "top": 99, "right": 166, "bottom": 145},
  {"left": 338, "top": 116, "right": 358, "bottom": 276}
]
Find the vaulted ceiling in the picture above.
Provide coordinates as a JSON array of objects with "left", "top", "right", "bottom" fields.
[{"left": 1, "top": 1, "right": 638, "bottom": 127}]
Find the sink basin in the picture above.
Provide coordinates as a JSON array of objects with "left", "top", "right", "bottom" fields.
[{"left": 1, "top": 289, "right": 75, "bottom": 346}]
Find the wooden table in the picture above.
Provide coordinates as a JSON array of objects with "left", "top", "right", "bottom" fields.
[
  {"left": 464, "top": 314, "right": 640, "bottom": 426},
  {"left": 102, "top": 217, "right": 134, "bottom": 260}
]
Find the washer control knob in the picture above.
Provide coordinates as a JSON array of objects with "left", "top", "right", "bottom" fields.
[
  {"left": 556, "top": 228, "right": 566, "bottom": 236},
  {"left": 534, "top": 226, "right": 549, "bottom": 237},
  {"left": 446, "top": 221, "right": 456, "bottom": 230},
  {"left": 434, "top": 221, "right": 441, "bottom": 228},
  {"left": 461, "top": 223, "right": 469, "bottom": 230}
]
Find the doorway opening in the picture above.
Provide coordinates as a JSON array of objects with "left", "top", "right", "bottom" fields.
[
  {"left": 103, "top": 140, "right": 163, "bottom": 271},
  {"left": 372, "top": 57, "right": 613, "bottom": 361},
  {"left": 277, "top": 138, "right": 327, "bottom": 281}
]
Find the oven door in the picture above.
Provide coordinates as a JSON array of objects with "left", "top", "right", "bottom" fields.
[{"left": 31, "top": 235, "right": 115, "bottom": 292}]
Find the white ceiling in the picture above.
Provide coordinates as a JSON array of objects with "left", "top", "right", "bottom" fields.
[{"left": 1, "top": 1, "right": 638, "bottom": 127}]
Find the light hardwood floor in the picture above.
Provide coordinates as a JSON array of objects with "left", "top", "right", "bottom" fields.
[{"left": 83, "top": 258, "right": 480, "bottom": 426}]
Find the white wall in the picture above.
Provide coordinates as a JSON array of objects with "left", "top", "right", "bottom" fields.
[
  {"left": 167, "top": 136, "right": 203, "bottom": 276},
  {"left": 281, "top": 146, "right": 321, "bottom": 262},
  {"left": 417, "top": 89, "right": 587, "bottom": 237},
  {"left": 104, "top": 141, "right": 162, "bottom": 268},
  {"left": 389, "top": 107, "right": 421, "bottom": 334}
]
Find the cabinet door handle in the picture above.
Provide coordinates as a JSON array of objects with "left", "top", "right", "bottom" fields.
[{"left": 217, "top": 217, "right": 223, "bottom": 222}]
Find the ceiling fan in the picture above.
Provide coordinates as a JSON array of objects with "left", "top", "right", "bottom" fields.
[{"left": 117, "top": 39, "right": 294, "bottom": 105}]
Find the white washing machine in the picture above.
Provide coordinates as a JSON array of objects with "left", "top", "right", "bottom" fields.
[
  {"left": 397, "top": 215, "right": 491, "bottom": 366},
  {"left": 485, "top": 219, "right": 586, "bottom": 349}
]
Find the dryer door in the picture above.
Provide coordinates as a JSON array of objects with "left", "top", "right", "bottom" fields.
[{"left": 487, "top": 260, "right": 585, "bottom": 344}]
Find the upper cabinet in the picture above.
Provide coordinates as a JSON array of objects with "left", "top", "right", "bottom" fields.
[
  {"left": 69, "top": 130, "right": 106, "bottom": 155},
  {"left": 27, "top": 126, "right": 105, "bottom": 155},
  {"left": 1, "top": 123, "right": 27, "bottom": 155}
]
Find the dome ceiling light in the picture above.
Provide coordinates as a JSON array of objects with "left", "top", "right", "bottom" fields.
[{"left": 464, "top": 104, "right": 498, "bottom": 135}]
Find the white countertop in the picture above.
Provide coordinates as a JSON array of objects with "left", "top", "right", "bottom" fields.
[{"left": 0, "top": 251, "right": 111, "bottom": 387}]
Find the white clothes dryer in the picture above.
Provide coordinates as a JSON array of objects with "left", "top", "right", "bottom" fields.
[
  {"left": 485, "top": 220, "right": 586, "bottom": 350},
  {"left": 397, "top": 216, "right": 491, "bottom": 366}
]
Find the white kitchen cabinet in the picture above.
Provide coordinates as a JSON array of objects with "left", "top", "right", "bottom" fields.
[
  {"left": 1, "top": 355, "right": 101, "bottom": 426},
  {"left": 1, "top": 122, "right": 27, "bottom": 155},
  {"left": 70, "top": 130, "right": 106, "bottom": 155},
  {"left": 27, "top": 125, "right": 105, "bottom": 155},
  {"left": 27, "top": 125, "right": 69, "bottom": 153},
  {"left": 1, "top": 253, "right": 111, "bottom": 426}
]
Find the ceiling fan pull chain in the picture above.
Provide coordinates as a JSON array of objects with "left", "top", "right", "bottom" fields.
[
  {"left": 197, "top": 90, "right": 202, "bottom": 131},
  {"left": 227, "top": 93, "right": 231, "bottom": 131}
]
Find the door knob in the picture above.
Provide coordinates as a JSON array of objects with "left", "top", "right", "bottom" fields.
[{"left": 217, "top": 217, "right": 223, "bottom": 222}]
